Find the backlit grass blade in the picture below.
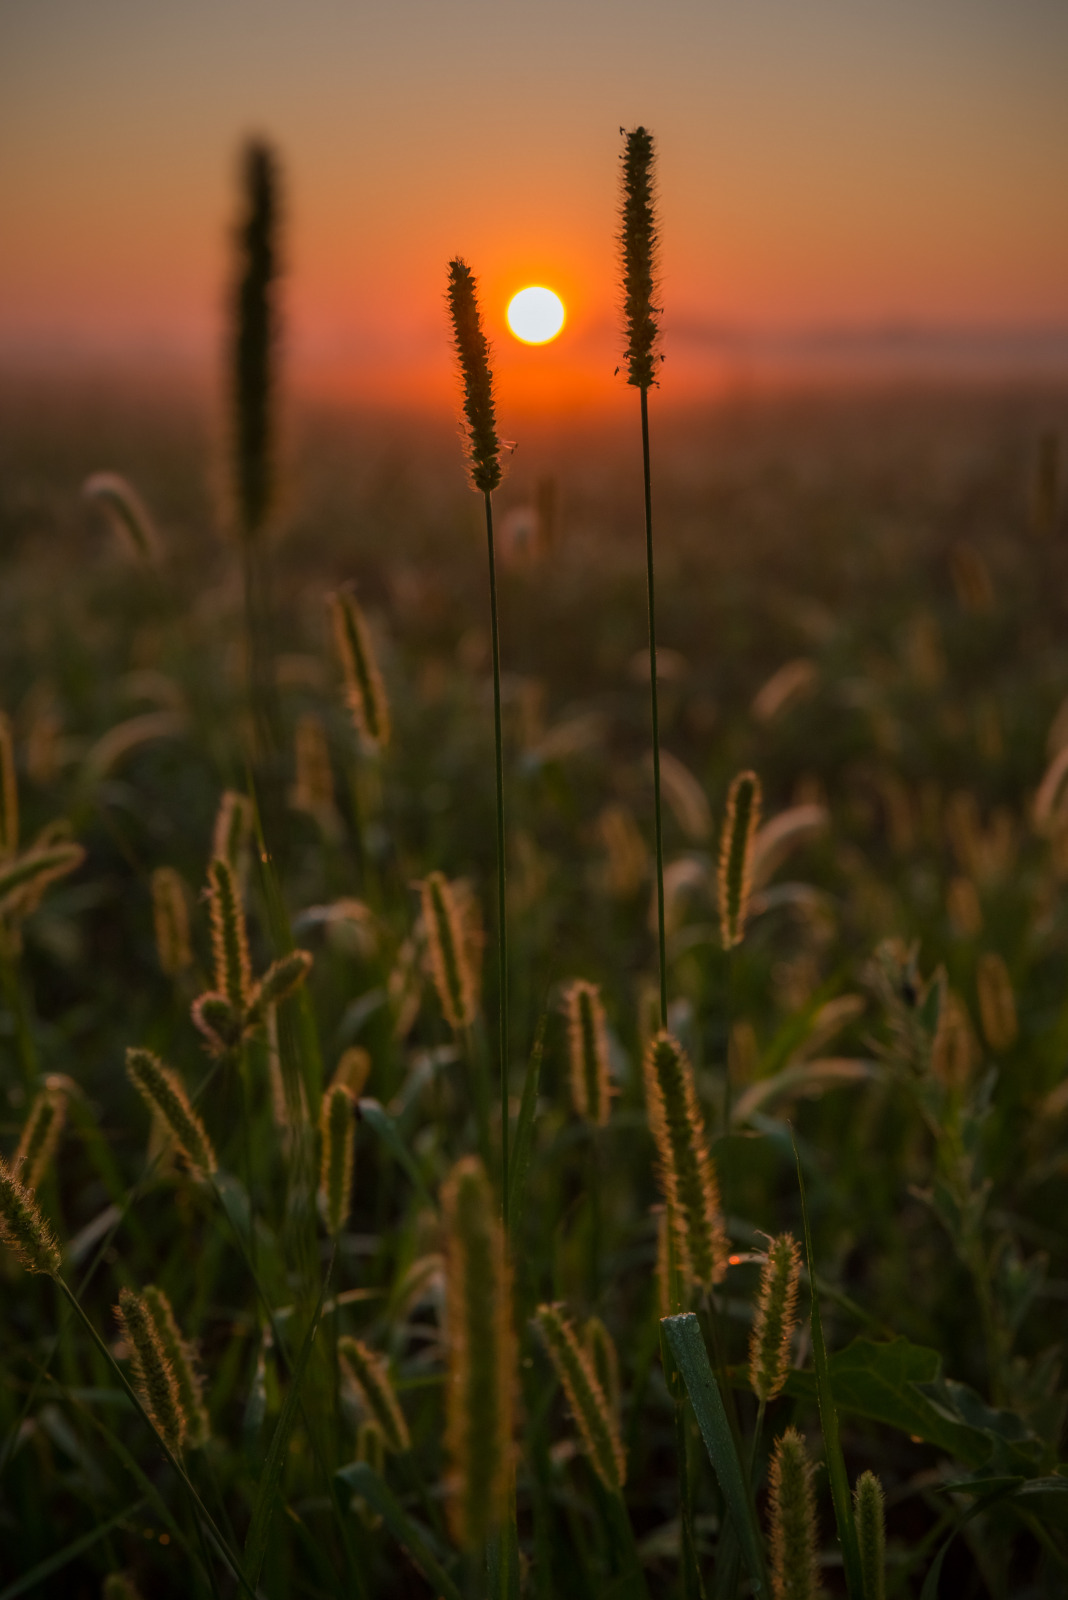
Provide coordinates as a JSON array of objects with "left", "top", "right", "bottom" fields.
[
  {"left": 243, "top": 1262, "right": 331, "bottom": 1587},
  {"left": 661, "top": 1312, "right": 770, "bottom": 1595},
  {"left": 793, "top": 1135, "right": 865, "bottom": 1598},
  {"left": 337, "top": 1461, "right": 463, "bottom": 1600}
]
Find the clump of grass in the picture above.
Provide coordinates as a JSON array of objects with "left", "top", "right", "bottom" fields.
[
  {"left": 115, "top": 1286, "right": 186, "bottom": 1456},
  {"left": 151, "top": 866, "right": 193, "bottom": 977},
  {"left": 125, "top": 1048, "right": 217, "bottom": 1180},
  {"left": 643, "top": 1030, "right": 727, "bottom": 1287},
  {"left": 535, "top": 1302, "right": 626, "bottom": 1493},
  {"left": 330, "top": 586, "right": 390, "bottom": 750},
  {"left": 338, "top": 1336, "right": 410, "bottom": 1454},
  {"left": 442, "top": 1155, "right": 515, "bottom": 1548},
  {"left": 767, "top": 1427, "right": 821, "bottom": 1600},
  {"left": 0, "top": 1155, "right": 60, "bottom": 1274},
  {"left": 318, "top": 1083, "right": 355, "bottom": 1238},
  {"left": 562, "top": 979, "right": 612, "bottom": 1126}
]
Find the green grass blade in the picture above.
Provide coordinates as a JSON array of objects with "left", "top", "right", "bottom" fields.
[
  {"left": 358, "top": 1097, "right": 434, "bottom": 1209},
  {"left": 661, "top": 1313, "right": 770, "bottom": 1596},
  {"left": 243, "top": 1263, "right": 331, "bottom": 1587},
  {"left": 0, "top": 1498, "right": 145, "bottom": 1600},
  {"left": 337, "top": 1461, "right": 463, "bottom": 1600},
  {"left": 793, "top": 1135, "right": 865, "bottom": 1598},
  {"left": 507, "top": 1013, "right": 545, "bottom": 1230}
]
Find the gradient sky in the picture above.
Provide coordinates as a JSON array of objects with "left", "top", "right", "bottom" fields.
[{"left": 3, "top": 0, "right": 1068, "bottom": 407}]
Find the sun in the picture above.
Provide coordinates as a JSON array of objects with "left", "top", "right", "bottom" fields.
[{"left": 506, "top": 286, "right": 566, "bottom": 345}]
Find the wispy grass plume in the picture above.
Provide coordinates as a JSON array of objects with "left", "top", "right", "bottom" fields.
[{"left": 442, "top": 1155, "right": 515, "bottom": 1548}]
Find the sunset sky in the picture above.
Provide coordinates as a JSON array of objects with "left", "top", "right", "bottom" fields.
[{"left": 3, "top": 0, "right": 1068, "bottom": 409}]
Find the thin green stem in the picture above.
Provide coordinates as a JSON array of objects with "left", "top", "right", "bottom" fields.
[
  {"left": 483, "top": 489, "right": 510, "bottom": 1226},
  {"left": 640, "top": 387, "right": 667, "bottom": 1028}
]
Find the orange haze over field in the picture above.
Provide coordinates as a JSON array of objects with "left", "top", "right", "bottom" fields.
[{"left": 3, "top": 1, "right": 1068, "bottom": 414}]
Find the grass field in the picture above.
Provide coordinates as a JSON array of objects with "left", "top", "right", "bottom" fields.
[{"left": 0, "top": 377, "right": 1066, "bottom": 1598}]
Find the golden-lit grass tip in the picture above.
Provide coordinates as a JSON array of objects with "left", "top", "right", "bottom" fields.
[
  {"left": 14, "top": 1080, "right": 67, "bottom": 1193},
  {"left": 446, "top": 259, "right": 502, "bottom": 495},
  {"left": 330, "top": 587, "right": 390, "bottom": 751},
  {"left": 583, "top": 1315, "right": 622, "bottom": 1424},
  {"left": 0, "top": 1155, "right": 60, "bottom": 1274},
  {"left": 142, "top": 1284, "right": 210, "bottom": 1447},
  {"left": 619, "top": 126, "right": 660, "bottom": 390},
  {"left": 207, "top": 855, "right": 252, "bottom": 1016},
  {"left": 331, "top": 1045, "right": 372, "bottom": 1099},
  {"left": 151, "top": 867, "right": 193, "bottom": 977},
  {"left": 338, "top": 1336, "right": 410, "bottom": 1454},
  {"left": 250, "top": 948, "right": 313, "bottom": 1021},
  {"left": 421, "top": 871, "right": 478, "bottom": 1031},
  {"left": 562, "top": 979, "right": 612, "bottom": 1127},
  {"left": 212, "top": 789, "right": 253, "bottom": 880},
  {"left": 535, "top": 1303, "right": 625, "bottom": 1493},
  {"left": 768, "top": 1427, "right": 820, "bottom": 1600},
  {"left": 318, "top": 1082, "right": 355, "bottom": 1237},
  {"left": 855, "top": 1470, "right": 886, "bottom": 1600},
  {"left": 643, "top": 1029, "right": 727, "bottom": 1287},
  {"left": 748, "top": 1233, "right": 801, "bottom": 1404},
  {"left": 125, "top": 1048, "right": 217, "bottom": 1180},
  {"left": 718, "top": 770, "right": 762, "bottom": 949},
  {"left": 116, "top": 1286, "right": 186, "bottom": 1455},
  {"left": 976, "top": 952, "right": 1018, "bottom": 1052},
  {"left": 442, "top": 1155, "right": 515, "bottom": 1548}
]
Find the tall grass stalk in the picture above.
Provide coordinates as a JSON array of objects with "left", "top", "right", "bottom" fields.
[
  {"left": 446, "top": 258, "right": 511, "bottom": 1227},
  {"left": 620, "top": 126, "right": 666, "bottom": 1026}
]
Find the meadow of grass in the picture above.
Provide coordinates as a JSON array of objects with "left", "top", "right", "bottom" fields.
[{"left": 0, "top": 351, "right": 1067, "bottom": 1600}]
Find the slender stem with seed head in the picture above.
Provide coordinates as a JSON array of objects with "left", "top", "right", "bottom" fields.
[
  {"left": 641, "top": 389, "right": 667, "bottom": 1027},
  {"left": 482, "top": 492, "right": 511, "bottom": 1226}
]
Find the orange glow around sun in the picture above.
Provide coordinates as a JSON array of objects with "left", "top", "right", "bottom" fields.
[{"left": 506, "top": 286, "right": 566, "bottom": 344}]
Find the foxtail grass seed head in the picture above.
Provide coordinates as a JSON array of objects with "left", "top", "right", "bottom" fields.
[
  {"left": 290, "top": 711, "right": 339, "bottom": 819},
  {"left": 976, "top": 952, "right": 1018, "bottom": 1052},
  {"left": 151, "top": 866, "right": 192, "bottom": 976},
  {"left": 318, "top": 1083, "right": 355, "bottom": 1237},
  {"left": 191, "top": 992, "right": 241, "bottom": 1057},
  {"left": 83, "top": 472, "right": 160, "bottom": 561},
  {"left": 126, "top": 1048, "right": 217, "bottom": 1179},
  {"left": 562, "top": 980, "right": 612, "bottom": 1127},
  {"left": 421, "top": 872, "right": 478, "bottom": 1031},
  {"left": 0, "top": 711, "right": 17, "bottom": 861},
  {"left": 583, "top": 1315, "right": 621, "bottom": 1424},
  {"left": 249, "top": 948, "right": 312, "bottom": 1019},
  {"left": 768, "top": 1427, "right": 821, "bottom": 1600},
  {"left": 719, "top": 770, "right": 762, "bottom": 949},
  {"left": 442, "top": 1156, "right": 516, "bottom": 1548},
  {"left": 15, "top": 1081, "right": 67, "bottom": 1193},
  {"left": 0, "top": 1156, "right": 60, "bottom": 1274},
  {"left": 643, "top": 1030, "right": 727, "bottom": 1287},
  {"left": 142, "top": 1284, "right": 210, "bottom": 1447},
  {"left": 855, "top": 1470, "right": 886, "bottom": 1600},
  {"left": 332, "top": 1045, "right": 371, "bottom": 1099},
  {"left": 207, "top": 855, "right": 252, "bottom": 1016},
  {"left": 931, "top": 989, "right": 977, "bottom": 1089},
  {"left": 232, "top": 139, "right": 278, "bottom": 540},
  {"left": 338, "top": 1336, "right": 410, "bottom": 1454},
  {"left": 446, "top": 258, "right": 502, "bottom": 494},
  {"left": 654, "top": 1200, "right": 690, "bottom": 1318},
  {"left": 116, "top": 1286, "right": 186, "bottom": 1455},
  {"left": 535, "top": 1303, "right": 626, "bottom": 1493},
  {"left": 748, "top": 1233, "right": 802, "bottom": 1404},
  {"left": 212, "top": 789, "right": 253, "bottom": 882},
  {"left": 619, "top": 126, "right": 660, "bottom": 390},
  {"left": 330, "top": 588, "right": 391, "bottom": 750}
]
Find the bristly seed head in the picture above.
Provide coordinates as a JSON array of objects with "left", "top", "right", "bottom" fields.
[
  {"left": 206, "top": 855, "right": 253, "bottom": 1017},
  {"left": 643, "top": 1029, "right": 728, "bottom": 1287},
  {"left": 142, "top": 1283, "right": 210, "bottom": 1447},
  {"left": 446, "top": 258, "right": 502, "bottom": 495},
  {"left": 338, "top": 1335, "right": 410, "bottom": 1454},
  {"left": 768, "top": 1427, "right": 821, "bottom": 1600},
  {"left": 330, "top": 587, "right": 391, "bottom": 749},
  {"left": 318, "top": 1082, "right": 355, "bottom": 1237},
  {"left": 116, "top": 1285, "right": 186, "bottom": 1455},
  {"left": 0, "top": 1155, "right": 60, "bottom": 1274},
  {"left": 562, "top": 979, "right": 612, "bottom": 1127},
  {"left": 125, "top": 1048, "right": 217, "bottom": 1180},
  {"left": 151, "top": 866, "right": 193, "bottom": 977},
  {"left": 14, "top": 1081, "right": 67, "bottom": 1193},
  {"left": 619, "top": 126, "right": 660, "bottom": 390},
  {"left": 855, "top": 1469, "right": 886, "bottom": 1600},
  {"left": 442, "top": 1155, "right": 516, "bottom": 1548},
  {"left": 719, "top": 770, "right": 762, "bottom": 949},
  {"left": 421, "top": 871, "right": 478, "bottom": 1031},
  {"left": 535, "top": 1302, "right": 626, "bottom": 1493},
  {"left": 748, "top": 1233, "right": 801, "bottom": 1404}
]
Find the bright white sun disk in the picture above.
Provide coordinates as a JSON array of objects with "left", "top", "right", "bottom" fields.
[{"left": 507, "top": 286, "right": 565, "bottom": 345}]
